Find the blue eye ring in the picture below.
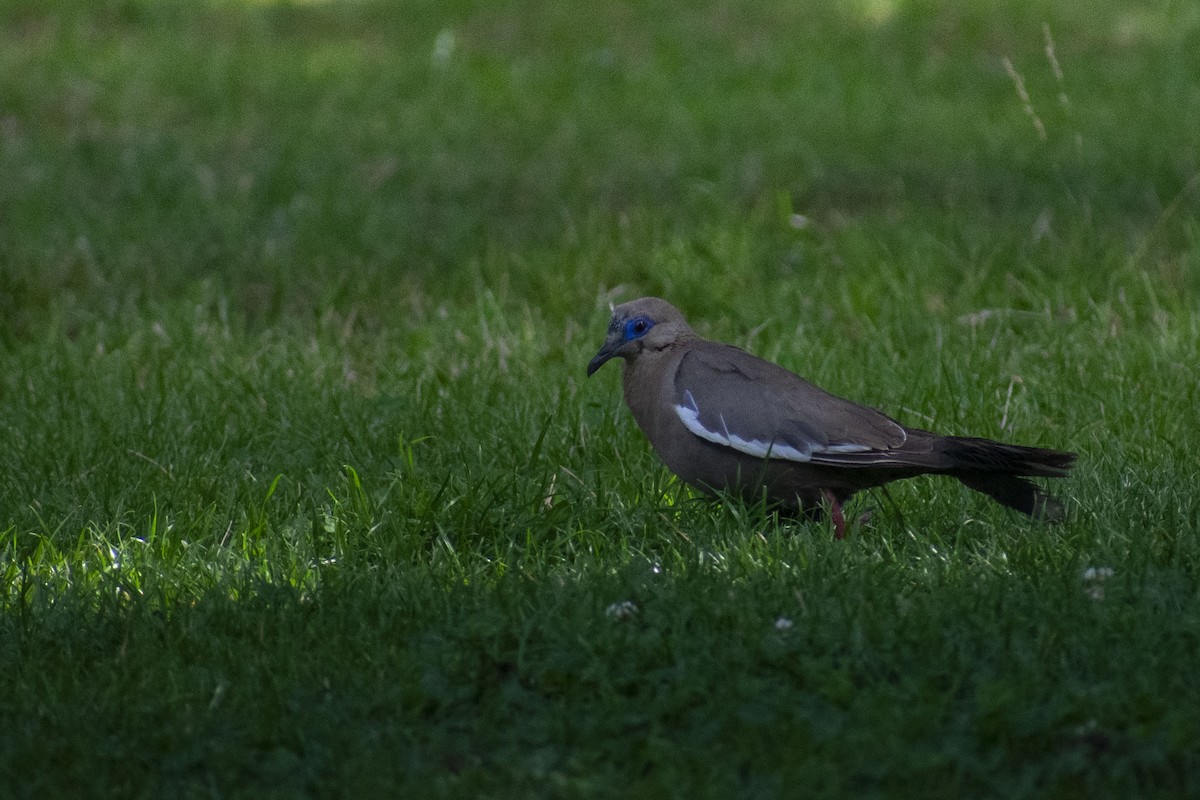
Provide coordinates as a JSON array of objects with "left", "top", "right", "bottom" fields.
[{"left": 623, "top": 316, "right": 654, "bottom": 342}]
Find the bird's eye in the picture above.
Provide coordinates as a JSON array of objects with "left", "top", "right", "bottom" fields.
[{"left": 624, "top": 317, "right": 654, "bottom": 341}]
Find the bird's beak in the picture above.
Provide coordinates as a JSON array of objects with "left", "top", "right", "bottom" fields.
[{"left": 587, "top": 339, "right": 620, "bottom": 376}]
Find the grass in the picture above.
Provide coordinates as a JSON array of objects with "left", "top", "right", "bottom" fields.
[{"left": 2, "top": 0, "right": 1199, "bottom": 796}]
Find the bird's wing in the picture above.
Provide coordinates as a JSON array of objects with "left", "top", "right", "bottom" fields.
[{"left": 671, "top": 342, "right": 914, "bottom": 466}]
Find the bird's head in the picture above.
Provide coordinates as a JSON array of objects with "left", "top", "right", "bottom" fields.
[{"left": 587, "top": 297, "right": 692, "bottom": 376}]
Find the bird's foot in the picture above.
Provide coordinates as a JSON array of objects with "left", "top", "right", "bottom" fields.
[{"left": 821, "top": 488, "right": 847, "bottom": 540}]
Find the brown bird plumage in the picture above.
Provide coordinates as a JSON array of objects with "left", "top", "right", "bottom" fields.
[{"left": 587, "top": 297, "right": 1075, "bottom": 536}]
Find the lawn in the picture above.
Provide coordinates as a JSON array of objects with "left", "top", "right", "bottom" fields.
[{"left": 2, "top": 0, "right": 1199, "bottom": 797}]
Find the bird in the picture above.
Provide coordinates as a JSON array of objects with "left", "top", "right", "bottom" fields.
[{"left": 587, "top": 297, "right": 1075, "bottom": 537}]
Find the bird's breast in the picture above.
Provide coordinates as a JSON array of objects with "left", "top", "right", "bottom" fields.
[{"left": 621, "top": 347, "right": 731, "bottom": 484}]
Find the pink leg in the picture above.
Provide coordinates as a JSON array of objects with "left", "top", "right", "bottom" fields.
[{"left": 821, "top": 488, "right": 846, "bottom": 540}]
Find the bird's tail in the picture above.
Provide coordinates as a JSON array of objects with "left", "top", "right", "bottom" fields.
[{"left": 942, "top": 437, "right": 1076, "bottom": 520}]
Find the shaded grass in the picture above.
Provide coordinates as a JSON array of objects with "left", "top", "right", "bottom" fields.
[
  {"left": 2, "top": 0, "right": 1200, "bottom": 797},
  {"left": 6, "top": 525, "right": 1200, "bottom": 797}
]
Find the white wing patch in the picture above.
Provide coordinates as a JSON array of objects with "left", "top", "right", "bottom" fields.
[{"left": 674, "top": 389, "right": 871, "bottom": 462}]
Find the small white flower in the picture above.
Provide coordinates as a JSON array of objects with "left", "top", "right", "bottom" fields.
[
  {"left": 431, "top": 29, "right": 456, "bottom": 66},
  {"left": 605, "top": 600, "right": 638, "bottom": 620},
  {"left": 774, "top": 617, "right": 794, "bottom": 631},
  {"left": 1082, "top": 566, "right": 1114, "bottom": 601}
]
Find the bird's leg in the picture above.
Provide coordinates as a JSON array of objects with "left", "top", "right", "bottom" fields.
[{"left": 821, "top": 488, "right": 846, "bottom": 540}]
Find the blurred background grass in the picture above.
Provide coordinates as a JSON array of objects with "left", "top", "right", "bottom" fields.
[{"left": 2, "top": 0, "right": 1197, "bottom": 337}]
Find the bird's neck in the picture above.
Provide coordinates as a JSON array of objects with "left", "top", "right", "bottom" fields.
[{"left": 620, "top": 340, "right": 686, "bottom": 433}]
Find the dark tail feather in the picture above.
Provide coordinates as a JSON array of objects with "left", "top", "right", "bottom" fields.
[
  {"left": 942, "top": 436, "right": 1076, "bottom": 477},
  {"left": 943, "top": 437, "right": 1076, "bottom": 521},
  {"left": 956, "top": 472, "right": 1065, "bottom": 520}
]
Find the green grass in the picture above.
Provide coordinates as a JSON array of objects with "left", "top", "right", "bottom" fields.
[{"left": 2, "top": 0, "right": 1200, "bottom": 797}]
